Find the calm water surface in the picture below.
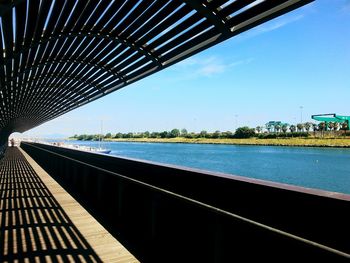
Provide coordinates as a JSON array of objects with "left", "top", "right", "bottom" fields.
[{"left": 67, "top": 141, "right": 350, "bottom": 194}]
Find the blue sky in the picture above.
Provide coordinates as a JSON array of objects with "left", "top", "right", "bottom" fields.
[{"left": 21, "top": 0, "right": 350, "bottom": 137}]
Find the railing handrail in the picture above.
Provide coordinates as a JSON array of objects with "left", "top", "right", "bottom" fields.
[{"left": 21, "top": 141, "right": 350, "bottom": 258}]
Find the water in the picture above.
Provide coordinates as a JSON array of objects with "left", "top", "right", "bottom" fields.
[{"left": 64, "top": 140, "right": 350, "bottom": 194}]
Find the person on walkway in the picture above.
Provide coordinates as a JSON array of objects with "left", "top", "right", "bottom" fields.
[{"left": 10, "top": 138, "right": 15, "bottom": 147}]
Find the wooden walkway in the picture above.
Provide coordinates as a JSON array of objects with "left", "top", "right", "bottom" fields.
[{"left": 0, "top": 147, "right": 139, "bottom": 263}]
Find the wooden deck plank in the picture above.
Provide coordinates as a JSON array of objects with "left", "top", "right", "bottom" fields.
[{"left": 0, "top": 147, "right": 139, "bottom": 263}]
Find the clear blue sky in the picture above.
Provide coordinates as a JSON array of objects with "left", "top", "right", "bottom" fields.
[{"left": 21, "top": 0, "right": 350, "bottom": 138}]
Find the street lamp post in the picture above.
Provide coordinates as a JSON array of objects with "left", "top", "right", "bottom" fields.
[{"left": 235, "top": 114, "right": 238, "bottom": 130}]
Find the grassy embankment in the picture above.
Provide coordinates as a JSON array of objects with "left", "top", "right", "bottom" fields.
[{"left": 105, "top": 137, "right": 350, "bottom": 148}]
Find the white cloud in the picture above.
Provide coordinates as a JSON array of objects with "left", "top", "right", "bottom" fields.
[
  {"left": 171, "top": 56, "right": 254, "bottom": 79},
  {"left": 196, "top": 56, "right": 254, "bottom": 77},
  {"left": 254, "top": 14, "right": 304, "bottom": 34},
  {"left": 197, "top": 63, "right": 226, "bottom": 76},
  {"left": 229, "top": 58, "right": 254, "bottom": 68},
  {"left": 236, "top": 14, "right": 305, "bottom": 41},
  {"left": 195, "top": 56, "right": 226, "bottom": 76}
]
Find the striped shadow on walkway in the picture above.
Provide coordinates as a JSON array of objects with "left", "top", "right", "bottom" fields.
[{"left": 0, "top": 147, "right": 139, "bottom": 263}]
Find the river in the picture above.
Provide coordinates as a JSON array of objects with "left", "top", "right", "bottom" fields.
[{"left": 63, "top": 140, "right": 350, "bottom": 194}]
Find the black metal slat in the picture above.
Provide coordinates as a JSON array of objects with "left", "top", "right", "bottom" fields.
[
  {"left": 101, "top": 0, "right": 138, "bottom": 34},
  {"left": 0, "top": 22, "right": 5, "bottom": 88},
  {"left": 1, "top": 10, "right": 14, "bottom": 120},
  {"left": 154, "top": 19, "right": 212, "bottom": 57},
  {"left": 1, "top": 11, "right": 13, "bottom": 114},
  {"left": 110, "top": 49, "right": 142, "bottom": 74},
  {"left": 207, "top": 0, "right": 228, "bottom": 10},
  {"left": 43, "top": 0, "right": 64, "bottom": 39},
  {"left": 12, "top": 1, "right": 26, "bottom": 91},
  {"left": 1, "top": 8, "right": 14, "bottom": 59},
  {"left": 122, "top": 56, "right": 152, "bottom": 77},
  {"left": 55, "top": 37, "right": 77, "bottom": 61},
  {"left": 129, "top": 0, "right": 183, "bottom": 44},
  {"left": 19, "top": 67, "right": 39, "bottom": 113},
  {"left": 51, "top": 0, "right": 76, "bottom": 36},
  {"left": 62, "top": 0, "right": 90, "bottom": 33},
  {"left": 30, "top": 63, "right": 86, "bottom": 108},
  {"left": 218, "top": 0, "right": 256, "bottom": 19},
  {"left": 71, "top": 0, "right": 98, "bottom": 33},
  {"left": 14, "top": 1, "right": 26, "bottom": 52},
  {"left": 32, "top": 0, "right": 52, "bottom": 42},
  {"left": 23, "top": 0, "right": 39, "bottom": 47},
  {"left": 113, "top": 0, "right": 157, "bottom": 36},
  {"left": 92, "top": 1, "right": 126, "bottom": 32},
  {"left": 147, "top": 11, "right": 203, "bottom": 51},
  {"left": 82, "top": 0, "right": 111, "bottom": 32},
  {"left": 121, "top": 1, "right": 163, "bottom": 39},
  {"left": 28, "top": 74, "right": 98, "bottom": 113},
  {"left": 85, "top": 38, "right": 111, "bottom": 63},
  {"left": 35, "top": 63, "right": 105, "bottom": 109},
  {"left": 78, "top": 38, "right": 104, "bottom": 62},
  {"left": 0, "top": 0, "right": 313, "bottom": 134},
  {"left": 228, "top": 0, "right": 302, "bottom": 30}
]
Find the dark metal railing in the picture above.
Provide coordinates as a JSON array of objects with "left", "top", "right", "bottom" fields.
[{"left": 21, "top": 142, "right": 350, "bottom": 262}]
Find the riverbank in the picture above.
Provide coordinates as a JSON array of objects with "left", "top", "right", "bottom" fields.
[{"left": 103, "top": 137, "right": 350, "bottom": 148}]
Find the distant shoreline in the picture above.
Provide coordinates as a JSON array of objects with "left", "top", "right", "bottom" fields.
[{"left": 95, "top": 137, "right": 350, "bottom": 148}]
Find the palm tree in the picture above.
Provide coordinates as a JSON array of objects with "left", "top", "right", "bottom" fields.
[
  {"left": 333, "top": 122, "right": 339, "bottom": 137},
  {"left": 341, "top": 122, "right": 348, "bottom": 136},
  {"left": 266, "top": 125, "right": 272, "bottom": 133},
  {"left": 297, "top": 123, "right": 304, "bottom": 132},
  {"left": 290, "top": 125, "right": 296, "bottom": 133},
  {"left": 275, "top": 124, "right": 281, "bottom": 133},
  {"left": 282, "top": 124, "right": 288, "bottom": 134},
  {"left": 304, "top": 122, "right": 311, "bottom": 134},
  {"left": 318, "top": 122, "right": 326, "bottom": 137},
  {"left": 328, "top": 122, "right": 334, "bottom": 135},
  {"left": 312, "top": 123, "right": 318, "bottom": 137}
]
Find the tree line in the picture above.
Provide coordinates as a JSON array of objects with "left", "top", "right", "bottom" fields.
[
  {"left": 256, "top": 121, "right": 348, "bottom": 134},
  {"left": 70, "top": 121, "right": 349, "bottom": 141},
  {"left": 71, "top": 127, "right": 256, "bottom": 140}
]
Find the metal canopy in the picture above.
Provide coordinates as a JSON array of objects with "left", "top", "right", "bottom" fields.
[{"left": 0, "top": 0, "right": 312, "bottom": 137}]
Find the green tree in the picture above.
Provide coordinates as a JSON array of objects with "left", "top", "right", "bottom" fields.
[
  {"left": 150, "top": 132, "right": 159, "bottom": 138},
  {"left": 212, "top": 130, "right": 221, "bottom": 139},
  {"left": 181, "top": 129, "right": 188, "bottom": 137},
  {"left": 333, "top": 122, "right": 339, "bottom": 132},
  {"left": 114, "top": 133, "right": 123, "bottom": 138},
  {"left": 159, "top": 131, "right": 168, "bottom": 138},
  {"left": 289, "top": 125, "right": 296, "bottom": 133},
  {"left": 275, "top": 124, "right": 281, "bottom": 133},
  {"left": 281, "top": 124, "right": 288, "bottom": 134},
  {"left": 304, "top": 122, "right": 311, "bottom": 134},
  {"left": 200, "top": 130, "right": 207, "bottom": 138},
  {"left": 87, "top": 134, "right": 95, "bottom": 141},
  {"left": 341, "top": 122, "right": 348, "bottom": 135},
  {"left": 234, "top": 127, "right": 255, "bottom": 138},
  {"left": 312, "top": 123, "right": 318, "bottom": 136},
  {"left": 328, "top": 122, "right": 335, "bottom": 136},
  {"left": 185, "top": 132, "right": 196, "bottom": 139},
  {"left": 170, "top": 129, "right": 180, "bottom": 138},
  {"left": 266, "top": 124, "right": 272, "bottom": 133},
  {"left": 318, "top": 122, "right": 326, "bottom": 137},
  {"left": 296, "top": 123, "right": 304, "bottom": 132},
  {"left": 328, "top": 122, "right": 334, "bottom": 131},
  {"left": 104, "top": 133, "right": 112, "bottom": 139},
  {"left": 223, "top": 131, "right": 233, "bottom": 138},
  {"left": 143, "top": 131, "right": 150, "bottom": 138}
]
